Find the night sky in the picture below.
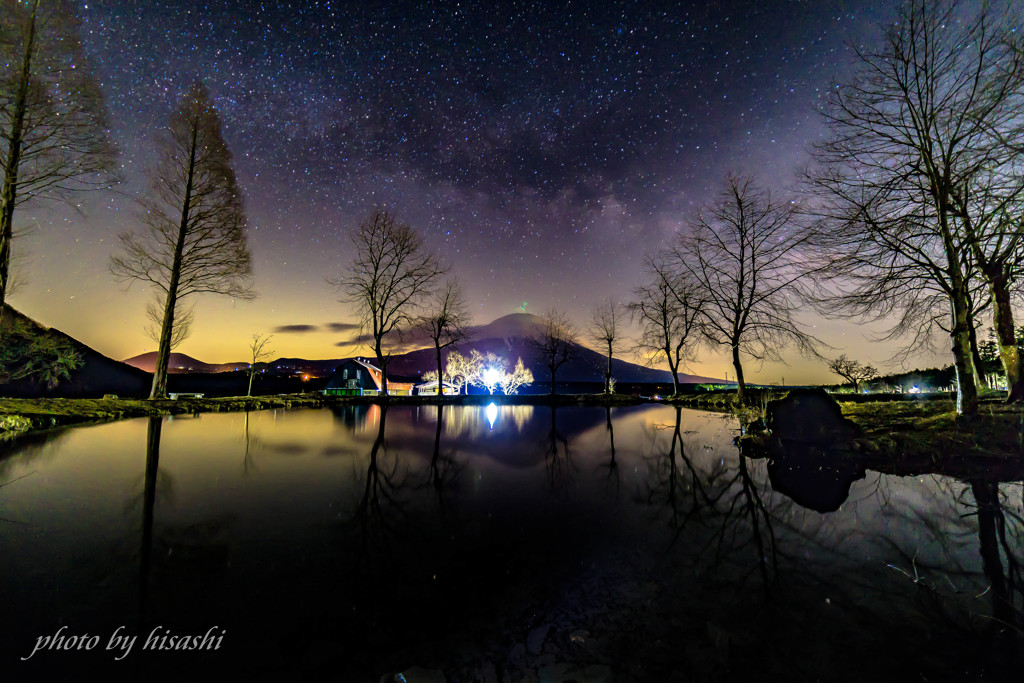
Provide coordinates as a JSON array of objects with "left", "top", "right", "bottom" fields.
[{"left": 11, "top": 0, "right": 949, "bottom": 382}]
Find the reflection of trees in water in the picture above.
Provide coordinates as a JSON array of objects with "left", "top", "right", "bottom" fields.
[
  {"left": 351, "top": 405, "right": 416, "bottom": 555},
  {"left": 427, "top": 404, "right": 463, "bottom": 513},
  {"left": 442, "top": 404, "right": 534, "bottom": 439},
  {"left": 847, "top": 470, "right": 1024, "bottom": 641},
  {"left": 637, "top": 407, "right": 794, "bottom": 590},
  {"left": 133, "top": 417, "right": 233, "bottom": 632},
  {"left": 544, "top": 406, "right": 576, "bottom": 492},
  {"left": 597, "top": 406, "right": 620, "bottom": 497}
]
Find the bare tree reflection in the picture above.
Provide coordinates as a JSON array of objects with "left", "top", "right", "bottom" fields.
[
  {"left": 544, "top": 406, "right": 576, "bottom": 492},
  {"left": 597, "top": 405, "right": 621, "bottom": 496},
  {"left": 351, "top": 405, "right": 414, "bottom": 555},
  {"left": 426, "top": 403, "right": 463, "bottom": 514}
]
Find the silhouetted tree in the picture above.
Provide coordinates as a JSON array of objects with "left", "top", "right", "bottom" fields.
[
  {"left": 673, "top": 174, "right": 819, "bottom": 403},
  {"left": 629, "top": 255, "right": 703, "bottom": 396},
  {"left": 806, "top": 0, "right": 1024, "bottom": 413},
  {"left": 531, "top": 308, "right": 578, "bottom": 395},
  {"left": 826, "top": 354, "right": 878, "bottom": 392},
  {"left": 331, "top": 208, "right": 445, "bottom": 396},
  {"left": 418, "top": 277, "right": 469, "bottom": 394},
  {"left": 111, "top": 82, "right": 254, "bottom": 399},
  {"left": 0, "top": 0, "right": 118, "bottom": 312},
  {"left": 588, "top": 298, "right": 624, "bottom": 394},
  {"left": 246, "top": 332, "right": 273, "bottom": 397}
]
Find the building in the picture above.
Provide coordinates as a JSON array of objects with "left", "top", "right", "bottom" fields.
[
  {"left": 414, "top": 379, "right": 456, "bottom": 396},
  {"left": 323, "top": 358, "right": 415, "bottom": 396}
]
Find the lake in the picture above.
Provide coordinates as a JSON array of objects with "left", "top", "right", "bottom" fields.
[{"left": 1, "top": 403, "right": 1021, "bottom": 682}]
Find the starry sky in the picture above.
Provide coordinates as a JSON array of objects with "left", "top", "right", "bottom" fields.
[{"left": 11, "top": 0, "right": 952, "bottom": 382}]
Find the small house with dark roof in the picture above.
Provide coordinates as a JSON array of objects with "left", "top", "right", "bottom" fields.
[{"left": 323, "top": 358, "right": 415, "bottom": 396}]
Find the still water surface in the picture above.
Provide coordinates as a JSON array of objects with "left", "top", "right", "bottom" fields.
[{"left": 1, "top": 404, "right": 1022, "bottom": 681}]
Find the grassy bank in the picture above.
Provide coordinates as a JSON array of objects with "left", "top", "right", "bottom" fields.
[{"left": 0, "top": 394, "right": 330, "bottom": 438}]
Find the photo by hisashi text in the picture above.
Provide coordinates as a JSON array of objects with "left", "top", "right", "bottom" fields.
[{"left": 21, "top": 626, "right": 226, "bottom": 661}]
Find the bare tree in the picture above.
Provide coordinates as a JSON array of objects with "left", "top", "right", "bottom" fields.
[
  {"left": 144, "top": 297, "right": 193, "bottom": 352},
  {"left": 826, "top": 355, "right": 878, "bottom": 392},
  {"left": 468, "top": 349, "right": 505, "bottom": 395},
  {"left": 588, "top": 298, "right": 624, "bottom": 394},
  {"left": 628, "top": 256, "right": 703, "bottom": 396},
  {"left": 531, "top": 308, "right": 578, "bottom": 396},
  {"left": 330, "top": 208, "right": 445, "bottom": 396},
  {"left": 111, "top": 82, "right": 254, "bottom": 399},
  {"left": 246, "top": 332, "right": 274, "bottom": 397},
  {"left": 674, "top": 174, "right": 820, "bottom": 403},
  {"left": 806, "top": 0, "right": 1024, "bottom": 413},
  {"left": 444, "top": 348, "right": 480, "bottom": 395},
  {"left": 0, "top": 0, "right": 118, "bottom": 312},
  {"left": 499, "top": 358, "right": 534, "bottom": 395},
  {"left": 418, "top": 277, "right": 470, "bottom": 393}
]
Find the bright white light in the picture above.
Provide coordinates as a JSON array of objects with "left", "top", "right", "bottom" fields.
[
  {"left": 486, "top": 402, "right": 498, "bottom": 429},
  {"left": 483, "top": 367, "right": 502, "bottom": 393}
]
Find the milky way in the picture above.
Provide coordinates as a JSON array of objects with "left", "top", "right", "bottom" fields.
[{"left": 15, "top": 0, "right": 924, "bottom": 379}]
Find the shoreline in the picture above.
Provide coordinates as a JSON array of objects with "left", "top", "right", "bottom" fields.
[
  {"left": 2, "top": 392, "right": 1022, "bottom": 464},
  {"left": 0, "top": 392, "right": 651, "bottom": 440}
]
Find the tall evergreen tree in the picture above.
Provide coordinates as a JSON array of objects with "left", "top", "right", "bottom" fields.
[{"left": 111, "top": 82, "right": 254, "bottom": 398}]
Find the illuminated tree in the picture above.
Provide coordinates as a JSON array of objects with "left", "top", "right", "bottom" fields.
[
  {"left": 469, "top": 350, "right": 505, "bottom": 395},
  {"left": 111, "top": 83, "right": 254, "bottom": 399},
  {"left": 445, "top": 349, "right": 482, "bottom": 395},
  {"left": 1, "top": 0, "right": 118, "bottom": 312},
  {"left": 499, "top": 358, "right": 533, "bottom": 395},
  {"left": 588, "top": 298, "right": 624, "bottom": 394}
]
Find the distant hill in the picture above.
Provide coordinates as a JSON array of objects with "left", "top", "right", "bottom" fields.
[
  {"left": 123, "top": 313, "right": 728, "bottom": 386},
  {"left": 0, "top": 306, "right": 152, "bottom": 398},
  {"left": 122, "top": 351, "right": 248, "bottom": 374}
]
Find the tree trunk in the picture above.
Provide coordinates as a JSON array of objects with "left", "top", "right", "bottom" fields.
[
  {"left": 967, "top": 310, "right": 987, "bottom": 389},
  {"left": 376, "top": 349, "right": 389, "bottom": 397},
  {"left": 949, "top": 287, "right": 979, "bottom": 416},
  {"left": 150, "top": 114, "right": 199, "bottom": 399},
  {"left": 990, "top": 274, "right": 1024, "bottom": 402},
  {"left": 0, "top": 1, "right": 38, "bottom": 313},
  {"left": 665, "top": 349, "right": 680, "bottom": 396},
  {"left": 970, "top": 480, "right": 1014, "bottom": 627},
  {"left": 247, "top": 369, "right": 255, "bottom": 397},
  {"left": 605, "top": 340, "right": 613, "bottom": 394},
  {"left": 435, "top": 343, "right": 443, "bottom": 396},
  {"left": 140, "top": 415, "right": 161, "bottom": 619},
  {"left": 731, "top": 343, "right": 746, "bottom": 404}
]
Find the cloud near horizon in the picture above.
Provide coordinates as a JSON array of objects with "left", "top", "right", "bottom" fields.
[
  {"left": 324, "top": 322, "right": 360, "bottom": 333},
  {"left": 272, "top": 324, "right": 319, "bottom": 333}
]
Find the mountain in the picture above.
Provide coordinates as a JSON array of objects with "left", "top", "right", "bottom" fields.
[
  {"left": 121, "top": 313, "right": 728, "bottom": 386},
  {"left": 123, "top": 351, "right": 226, "bottom": 374},
  {"left": 1, "top": 306, "right": 152, "bottom": 398},
  {"left": 384, "top": 313, "right": 724, "bottom": 385}
]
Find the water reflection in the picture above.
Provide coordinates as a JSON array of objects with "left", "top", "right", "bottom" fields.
[{"left": 2, "top": 404, "right": 1023, "bottom": 680}]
